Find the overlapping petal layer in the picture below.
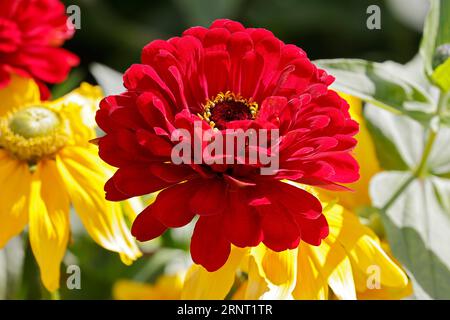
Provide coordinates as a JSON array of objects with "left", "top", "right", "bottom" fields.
[
  {"left": 0, "top": 0, "right": 79, "bottom": 98},
  {"left": 97, "top": 19, "right": 359, "bottom": 271}
]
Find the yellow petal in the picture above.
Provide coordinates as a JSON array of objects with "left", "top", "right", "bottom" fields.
[
  {"left": 357, "top": 280, "right": 413, "bottom": 300},
  {"left": 122, "top": 197, "right": 146, "bottom": 222},
  {"left": 114, "top": 274, "right": 184, "bottom": 300},
  {"left": 29, "top": 160, "right": 70, "bottom": 292},
  {"left": 49, "top": 83, "right": 102, "bottom": 146},
  {"left": 56, "top": 146, "right": 141, "bottom": 264},
  {"left": 0, "top": 150, "right": 30, "bottom": 248},
  {"left": 232, "top": 280, "right": 249, "bottom": 300},
  {"left": 181, "top": 246, "right": 246, "bottom": 299},
  {"left": 327, "top": 254, "right": 356, "bottom": 300},
  {"left": 319, "top": 93, "right": 381, "bottom": 211},
  {"left": 349, "top": 235, "right": 409, "bottom": 288},
  {"left": 295, "top": 203, "right": 362, "bottom": 300},
  {"left": 325, "top": 202, "right": 409, "bottom": 297},
  {"left": 292, "top": 243, "right": 329, "bottom": 300},
  {"left": 245, "top": 255, "right": 270, "bottom": 299},
  {"left": 249, "top": 245, "right": 298, "bottom": 299},
  {"left": 52, "top": 83, "right": 102, "bottom": 128},
  {"left": 326, "top": 202, "right": 378, "bottom": 247},
  {"left": 0, "top": 74, "right": 40, "bottom": 117}
]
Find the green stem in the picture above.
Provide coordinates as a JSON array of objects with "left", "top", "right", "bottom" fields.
[
  {"left": 381, "top": 175, "right": 415, "bottom": 212},
  {"left": 415, "top": 129, "right": 438, "bottom": 178},
  {"left": 416, "top": 91, "right": 449, "bottom": 177},
  {"left": 381, "top": 90, "right": 449, "bottom": 212}
]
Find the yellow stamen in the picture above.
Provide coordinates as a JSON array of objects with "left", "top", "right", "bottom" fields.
[
  {"left": 200, "top": 91, "right": 258, "bottom": 129},
  {"left": 0, "top": 105, "right": 68, "bottom": 163}
]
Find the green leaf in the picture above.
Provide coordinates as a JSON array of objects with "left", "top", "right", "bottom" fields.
[
  {"left": 51, "top": 68, "right": 85, "bottom": 99},
  {"left": 431, "top": 58, "right": 450, "bottom": 91},
  {"left": 370, "top": 172, "right": 450, "bottom": 299},
  {"left": 420, "top": 0, "right": 450, "bottom": 76},
  {"left": 315, "top": 59, "right": 435, "bottom": 123}
]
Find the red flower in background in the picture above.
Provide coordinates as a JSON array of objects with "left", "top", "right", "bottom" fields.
[
  {"left": 96, "top": 19, "right": 359, "bottom": 271},
  {"left": 0, "top": 0, "right": 79, "bottom": 98}
]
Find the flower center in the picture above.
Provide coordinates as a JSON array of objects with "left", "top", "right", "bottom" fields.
[
  {"left": 0, "top": 106, "right": 68, "bottom": 163},
  {"left": 201, "top": 91, "right": 258, "bottom": 130}
]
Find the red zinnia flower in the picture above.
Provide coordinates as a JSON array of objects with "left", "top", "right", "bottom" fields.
[
  {"left": 96, "top": 19, "right": 359, "bottom": 271},
  {"left": 0, "top": 0, "right": 79, "bottom": 98}
]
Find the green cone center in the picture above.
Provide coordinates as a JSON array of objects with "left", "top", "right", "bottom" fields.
[{"left": 9, "top": 106, "right": 61, "bottom": 139}]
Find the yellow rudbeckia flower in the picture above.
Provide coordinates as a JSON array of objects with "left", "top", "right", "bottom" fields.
[{"left": 0, "top": 74, "right": 141, "bottom": 292}]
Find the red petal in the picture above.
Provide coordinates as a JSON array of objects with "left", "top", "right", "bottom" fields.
[
  {"left": 322, "top": 153, "right": 360, "bottom": 183},
  {"left": 203, "top": 51, "right": 230, "bottom": 97},
  {"left": 258, "top": 204, "right": 301, "bottom": 252},
  {"left": 153, "top": 181, "right": 199, "bottom": 227},
  {"left": 256, "top": 181, "right": 322, "bottom": 219},
  {"left": 131, "top": 206, "right": 167, "bottom": 241},
  {"left": 210, "top": 19, "right": 245, "bottom": 32},
  {"left": 189, "top": 179, "right": 226, "bottom": 216},
  {"left": 112, "top": 166, "right": 175, "bottom": 198},
  {"left": 105, "top": 177, "right": 129, "bottom": 201},
  {"left": 191, "top": 215, "right": 231, "bottom": 271},
  {"left": 295, "top": 215, "right": 329, "bottom": 246},
  {"left": 223, "top": 191, "right": 263, "bottom": 247},
  {"left": 21, "top": 47, "right": 79, "bottom": 83}
]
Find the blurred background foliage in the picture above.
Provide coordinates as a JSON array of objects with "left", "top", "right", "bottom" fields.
[
  {"left": 8, "top": 0, "right": 429, "bottom": 299},
  {"left": 61, "top": 0, "right": 426, "bottom": 81}
]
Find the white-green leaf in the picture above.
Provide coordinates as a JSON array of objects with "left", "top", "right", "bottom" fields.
[
  {"left": 315, "top": 59, "right": 435, "bottom": 123},
  {"left": 370, "top": 172, "right": 450, "bottom": 299},
  {"left": 365, "top": 98, "right": 450, "bottom": 174},
  {"left": 420, "top": 0, "right": 450, "bottom": 76},
  {"left": 365, "top": 104, "right": 425, "bottom": 170},
  {"left": 90, "top": 63, "right": 125, "bottom": 96},
  {"left": 429, "top": 124, "right": 450, "bottom": 177}
]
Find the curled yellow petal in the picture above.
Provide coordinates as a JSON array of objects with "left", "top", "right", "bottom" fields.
[
  {"left": 245, "top": 255, "right": 269, "bottom": 299},
  {"left": 49, "top": 83, "right": 102, "bottom": 146},
  {"left": 324, "top": 202, "right": 409, "bottom": 299},
  {"left": 349, "top": 235, "right": 409, "bottom": 289},
  {"left": 293, "top": 243, "right": 329, "bottom": 300},
  {"left": 29, "top": 160, "right": 70, "bottom": 292},
  {"left": 52, "top": 82, "right": 102, "bottom": 127},
  {"left": 56, "top": 146, "right": 141, "bottom": 264},
  {"left": 327, "top": 254, "right": 356, "bottom": 300},
  {"left": 0, "top": 150, "right": 30, "bottom": 248},
  {"left": 250, "top": 245, "right": 298, "bottom": 299}
]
